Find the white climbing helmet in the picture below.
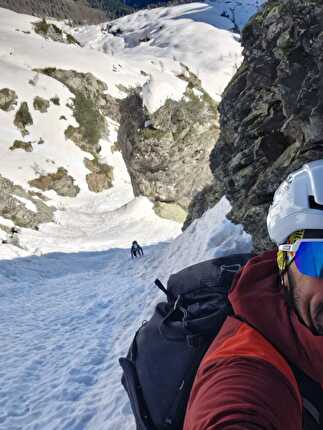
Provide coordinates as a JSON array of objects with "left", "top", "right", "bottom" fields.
[{"left": 267, "top": 160, "right": 323, "bottom": 245}]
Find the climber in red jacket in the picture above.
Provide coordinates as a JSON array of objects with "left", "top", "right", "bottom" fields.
[{"left": 184, "top": 160, "right": 323, "bottom": 430}]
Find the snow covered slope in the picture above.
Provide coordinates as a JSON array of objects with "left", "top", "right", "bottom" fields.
[
  {"left": 74, "top": 1, "right": 266, "bottom": 100},
  {"left": 74, "top": 3, "right": 241, "bottom": 101},
  {"left": 0, "top": 197, "right": 251, "bottom": 430}
]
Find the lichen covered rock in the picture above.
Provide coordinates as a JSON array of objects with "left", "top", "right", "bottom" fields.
[
  {"left": 38, "top": 68, "right": 120, "bottom": 157},
  {"left": 84, "top": 157, "right": 113, "bottom": 192},
  {"left": 0, "top": 88, "right": 17, "bottom": 111},
  {"left": 29, "top": 167, "right": 80, "bottom": 197},
  {"left": 117, "top": 72, "right": 219, "bottom": 217},
  {"left": 154, "top": 202, "right": 187, "bottom": 224}
]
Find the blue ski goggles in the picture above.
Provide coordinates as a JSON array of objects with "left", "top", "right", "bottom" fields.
[{"left": 279, "top": 240, "right": 323, "bottom": 278}]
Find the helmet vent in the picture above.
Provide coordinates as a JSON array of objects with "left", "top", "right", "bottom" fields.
[{"left": 309, "top": 195, "right": 323, "bottom": 210}]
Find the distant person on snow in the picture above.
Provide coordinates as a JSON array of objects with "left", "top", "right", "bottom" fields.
[{"left": 131, "top": 241, "right": 144, "bottom": 259}]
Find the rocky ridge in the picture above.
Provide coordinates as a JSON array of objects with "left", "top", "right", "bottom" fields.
[{"left": 186, "top": 0, "right": 323, "bottom": 251}]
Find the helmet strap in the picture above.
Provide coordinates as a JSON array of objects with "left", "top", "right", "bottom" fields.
[{"left": 280, "top": 252, "right": 295, "bottom": 288}]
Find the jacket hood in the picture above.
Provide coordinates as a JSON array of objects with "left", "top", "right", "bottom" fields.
[{"left": 229, "top": 250, "right": 323, "bottom": 386}]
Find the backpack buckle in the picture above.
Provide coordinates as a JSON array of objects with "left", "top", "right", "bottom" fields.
[{"left": 174, "top": 295, "right": 188, "bottom": 321}]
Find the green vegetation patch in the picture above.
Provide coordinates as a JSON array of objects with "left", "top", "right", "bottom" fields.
[
  {"left": 38, "top": 68, "right": 111, "bottom": 156},
  {"left": 74, "top": 93, "right": 105, "bottom": 150}
]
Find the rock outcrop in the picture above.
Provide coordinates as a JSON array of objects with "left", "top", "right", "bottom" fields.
[
  {"left": 117, "top": 73, "right": 219, "bottom": 221},
  {"left": 14, "top": 102, "right": 33, "bottom": 136},
  {"left": 186, "top": 0, "right": 323, "bottom": 251},
  {"left": 0, "top": 88, "right": 17, "bottom": 111},
  {"left": 84, "top": 157, "right": 113, "bottom": 192},
  {"left": 0, "top": 175, "right": 54, "bottom": 229},
  {"left": 10, "top": 140, "right": 33, "bottom": 152},
  {"left": 29, "top": 167, "right": 80, "bottom": 197},
  {"left": 33, "top": 96, "right": 50, "bottom": 113},
  {"left": 33, "top": 19, "right": 81, "bottom": 45}
]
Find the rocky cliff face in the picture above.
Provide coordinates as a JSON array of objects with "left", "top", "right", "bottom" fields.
[
  {"left": 117, "top": 73, "right": 219, "bottom": 223},
  {"left": 186, "top": 0, "right": 323, "bottom": 251}
]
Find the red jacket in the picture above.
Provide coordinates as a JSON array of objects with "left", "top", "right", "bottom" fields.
[{"left": 184, "top": 250, "right": 323, "bottom": 430}]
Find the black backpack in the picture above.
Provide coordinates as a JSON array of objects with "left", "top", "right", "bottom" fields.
[{"left": 119, "top": 253, "right": 323, "bottom": 430}]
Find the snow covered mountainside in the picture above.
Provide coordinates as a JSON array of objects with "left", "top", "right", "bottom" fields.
[
  {"left": 0, "top": 1, "right": 263, "bottom": 255},
  {"left": 0, "top": 2, "right": 260, "bottom": 429},
  {"left": 74, "top": 1, "right": 266, "bottom": 101}
]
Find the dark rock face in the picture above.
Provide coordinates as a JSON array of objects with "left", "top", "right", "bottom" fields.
[
  {"left": 117, "top": 77, "right": 219, "bottom": 217},
  {"left": 187, "top": 0, "right": 323, "bottom": 252}
]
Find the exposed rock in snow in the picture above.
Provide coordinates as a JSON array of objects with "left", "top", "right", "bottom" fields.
[
  {"left": 0, "top": 174, "right": 54, "bottom": 229},
  {"left": 14, "top": 101, "right": 33, "bottom": 136},
  {"left": 33, "top": 96, "right": 50, "bottom": 113},
  {"left": 118, "top": 70, "right": 219, "bottom": 221},
  {"left": 0, "top": 88, "right": 17, "bottom": 111},
  {"left": 10, "top": 139, "right": 33, "bottom": 152},
  {"left": 33, "top": 18, "right": 81, "bottom": 45},
  {"left": 29, "top": 167, "right": 80, "bottom": 197}
]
